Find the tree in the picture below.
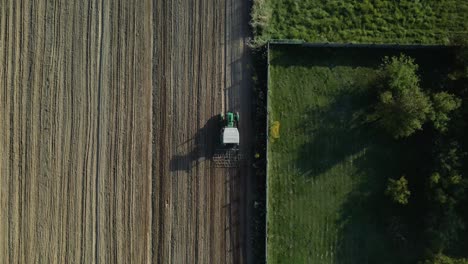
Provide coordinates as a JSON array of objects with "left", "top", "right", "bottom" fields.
[
  {"left": 448, "top": 37, "right": 468, "bottom": 81},
  {"left": 425, "top": 142, "right": 468, "bottom": 253},
  {"left": 386, "top": 176, "right": 411, "bottom": 205},
  {"left": 430, "top": 92, "right": 462, "bottom": 133},
  {"left": 420, "top": 253, "right": 468, "bottom": 264},
  {"left": 371, "top": 55, "right": 433, "bottom": 138}
]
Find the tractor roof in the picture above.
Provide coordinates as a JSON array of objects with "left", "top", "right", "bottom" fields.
[
  {"left": 226, "top": 112, "right": 234, "bottom": 121},
  {"left": 222, "top": 127, "right": 240, "bottom": 144}
]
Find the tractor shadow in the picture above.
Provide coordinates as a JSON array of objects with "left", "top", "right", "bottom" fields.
[{"left": 170, "top": 115, "right": 220, "bottom": 172}]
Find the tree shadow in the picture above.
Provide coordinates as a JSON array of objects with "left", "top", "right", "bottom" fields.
[
  {"left": 296, "top": 88, "right": 419, "bottom": 262},
  {"left": 333, "top": 144, "right": 418, "bottom": 263},
  {"left": 169, "top": 115, "right": 220, "bottom": 171},
  {"left": 297, "top": 88, "right": 376, "bottom": 178},
  {"left": 270, "top": 45, "right": 455, "bottom": 78},
  {"left": 270, "top": 46, "right": 383, "bottom": 69}
]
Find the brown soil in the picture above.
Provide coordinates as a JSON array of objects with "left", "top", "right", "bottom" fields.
[
  {"left": 153, "top": 0, "right": 253, "bottom": 263},
  {"left": 0, "top": 0, "right": 253, "bottom": 263}
]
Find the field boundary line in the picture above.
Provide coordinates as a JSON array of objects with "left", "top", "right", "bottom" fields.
[{"left": 265, "top": 42, "right": 270, "bottom": 263}]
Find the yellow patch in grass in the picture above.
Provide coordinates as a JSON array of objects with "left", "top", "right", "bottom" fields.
[{"left": 270, "top": 121, "right": 280, "bottom": 140}]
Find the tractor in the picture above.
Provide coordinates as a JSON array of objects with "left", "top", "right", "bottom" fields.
[
  {"left": 213, "top": 111, "right": 241, "bottom": 167},
  {"left": 219, "top": 111, "right": 240, "bottom": 149}
]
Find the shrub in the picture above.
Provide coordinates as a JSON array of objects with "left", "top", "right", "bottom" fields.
[
  {"left": 386, "top": 176, "right": 411, "bottom": 205},
  {"left": 422, "top": 253, "right": 454, "bottom": 264},
  {"left": 430, "top": 92, "right": 462, "bottom": 133},
  {"left": 420, "top": 253, "right": 468, "bottom": 264}
]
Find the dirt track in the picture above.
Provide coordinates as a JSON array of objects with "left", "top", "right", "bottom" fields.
[{"left": 1, "top": 0, "right": 252, "bottom": 263}]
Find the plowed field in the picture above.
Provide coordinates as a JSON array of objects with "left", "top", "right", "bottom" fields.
[
  {"left": 153, "top": 0, "right": 253, "bottom": 263},
  {"left": 0, "top": 0, "right": 252, "bottom": 263}
]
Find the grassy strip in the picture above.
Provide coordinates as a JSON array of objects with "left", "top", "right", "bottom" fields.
[
  {"left": 251, "top": 0, "right": 468, "bottom": 45},
  {"left": 250, "top": 0, "right": 272, "bottom": 46}
]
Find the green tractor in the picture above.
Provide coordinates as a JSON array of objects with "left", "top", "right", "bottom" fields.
[{"left": 219, "top": 112, "right": 240, "bottom": 149}]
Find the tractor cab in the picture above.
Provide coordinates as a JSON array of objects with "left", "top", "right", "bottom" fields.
[
  {"left": 225, "top": 112, "right": 236, "bottom": 127},
  {"left": 219, "top": 112, "right": 240, "bottom": 148}
]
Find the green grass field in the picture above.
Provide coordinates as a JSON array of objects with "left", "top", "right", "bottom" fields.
[
  {"left": 253, "top": 0, "right": 468, "bottom": 45},
  {"left": 266, "top": 45, "right": 454, "bottom": 263}
]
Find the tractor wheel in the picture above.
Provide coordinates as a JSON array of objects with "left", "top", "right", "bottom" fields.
[{"left": 235, "top": 112, "right": 240, "bottom": 122}]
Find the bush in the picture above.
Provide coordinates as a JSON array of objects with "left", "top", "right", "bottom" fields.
[
  {"left": 425, "top": 141, "right": 468, "bottom": 253},
  {"left": 430, "top": 92, "right": 462, "bottom": 133},
  {"left": 386, "top": 176, "right": 411, "bottom": 205},
  {"left": 420, "top": 253, "right": 468, "bottom": 264}
]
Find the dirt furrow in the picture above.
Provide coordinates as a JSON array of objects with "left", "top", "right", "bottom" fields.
[
  {"left": 153, "top": 0, "right": 252, "bottom": 262},
  {"left": 0, "top": 0, "right": 153, "bottom": 263},
  {"left": 1, "top": 0, "right": 252, "bottom": 262}
]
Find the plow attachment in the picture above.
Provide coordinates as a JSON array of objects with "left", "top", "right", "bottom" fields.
[{"left": 212, "top": 149, "right": 242, "bottom": 167}]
